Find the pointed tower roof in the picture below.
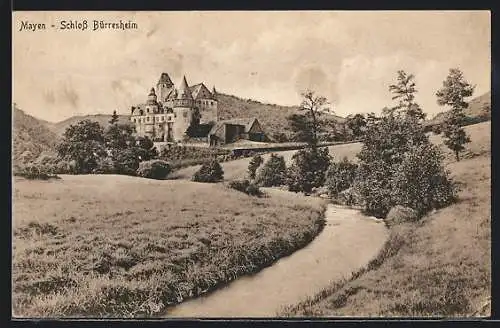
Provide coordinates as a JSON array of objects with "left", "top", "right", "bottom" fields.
[
  {"left": 157, "top": 73, "right": 173, "bottom": 86},
  {"left": 149, "top": 87, "right": 156, "bottom": 96},
  {"left": 176, "top": 76, "right": 193, "bottom": 100}
]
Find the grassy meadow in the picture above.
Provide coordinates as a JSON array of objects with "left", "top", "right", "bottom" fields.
[
  {"left": 12, "top": 175, "right": 326, "bottom": 317},
  {"left": 172, "top": 142, "right": 363, "bottom": 181},
  {"left": 280, "top": 121, "right": 491, "bottom": 317}
]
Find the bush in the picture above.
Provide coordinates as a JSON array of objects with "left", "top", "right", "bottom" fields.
[
  {"left": 192, "top": 159, "right": 224, "bottom": 183},
  {"left": 93, "top": 157, "right": 115, "bottom": 174},
  {"left": 228, "top": 179, "right": 263, "bottom": 197},
  {"left": 248, "top": 155, "right": 264, "bottom": 180},
  {"left": 353, "top": 114, "right": 431, "bottom": 218},
  {"left": 113, "top": 147, "right": 149, "bottom": 176},
  {"left": 55, "top": 160, "right": 77, "bottom": 174},
  {"left": 136, "top": 160, "right": 171, "bottom": 180},
  {"left": 14, "top": 164, "right": 60, "bottom": 180},
  {"left": 390, "top": 143, "right": 457, "bottom": 216},
  {"left": 256, "top": 153, "right": 287, "bottom": 187},
  {"left": 353, "top": 159, "right": 394, "bottom": 218},
  {"left": 325, "top": 157, "right": 358, "bottom": 197},
  {"left": 287, "top": 147, "right": 331, "bottom": 193}
]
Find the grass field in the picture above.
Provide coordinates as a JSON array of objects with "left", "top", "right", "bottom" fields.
[
  {"left": 280, "top": 121, "right": 491, "bottom": 317},
  {"left": 12, "top": 175, "right": 327, "bottom": 317},
  {"left": 173, "top": 142, "right": 363, "bottom": 181}
]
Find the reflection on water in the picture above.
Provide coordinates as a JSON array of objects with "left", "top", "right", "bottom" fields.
[{"left": 165, "top": 204, "right": 388, "bottom": 318}]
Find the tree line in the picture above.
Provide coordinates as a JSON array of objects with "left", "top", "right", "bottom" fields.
[{"left": 244, "top": 68, "right": 475, "bottom": 220}]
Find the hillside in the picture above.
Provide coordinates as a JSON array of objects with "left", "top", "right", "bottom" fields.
[
  {"left": 426, "top": 91, "right": 491, "bottom": 126},
  {"left": 48, "top": 114, "right": 132, "bottom": 136},
  {"left": 13, "top": 106, "right": 59, "bottom": 165},
  {"left": 216, "top": 93, "right": 345, "bottom": 140},
  {"left": 281, "top": 122, "right": 491, "bottom": 317}
]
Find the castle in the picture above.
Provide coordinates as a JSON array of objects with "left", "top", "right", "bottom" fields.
[
  {"left": 130, "top": 73, "right": 218, "bottom": 142},
  {"left": 130, "top": 72, "right": 268, "bottom": 146}
]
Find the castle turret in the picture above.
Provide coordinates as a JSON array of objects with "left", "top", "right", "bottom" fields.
[
  {"left": 157, "top": 72, "right": 174, "bottom": 102},
  {"left": 172, "top": 76, "right": 194, "bottom": 141},
  {"left": 147, "top": 88, "right": 158, "bottom": 105}
]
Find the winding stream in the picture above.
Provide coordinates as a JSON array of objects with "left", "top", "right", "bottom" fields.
[{"left": 164, "top": 201, "right": 388, "bottom": 317}]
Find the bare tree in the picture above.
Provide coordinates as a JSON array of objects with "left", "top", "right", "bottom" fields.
[{"left": 298, "top": 90, "right": 329, "bottom": 149}]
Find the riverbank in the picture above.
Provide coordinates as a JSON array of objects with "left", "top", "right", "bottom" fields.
[
  {"left": 12, "top": 175, "right": 327, "bottom": 317},
  {"left": 279, "top": 123, "right": 491, "bottom": 317},
  {"left": 164, "top": 198, "right": 388, "bottom": 317}
]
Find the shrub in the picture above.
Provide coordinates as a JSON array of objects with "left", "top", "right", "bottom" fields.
[
  {"left": 14, "top": 164, "right": 59, "bottom": 180},
  {"left": 354, "top": 114, "right": 431, "bottom": 218},
  {"left": 55, "top": 160, "right": 77, "bottom": 174},
  {"left": 228, "top": 179, "right": 263, "bottom": 197},
  {"left": 113, "top": 147, "right": 149, "bottom": 176},
  {"left": 93, "top": 157, "right": 115, "bottom": 174},
  {"left": 353, "top": 159, "right": 396, "bottom": 218},
  {"left": 256, "top": 153, "right": 287, "bottom": 187},
  {"left": 248, "top": 155, "right": 264, "bottom": 180},
  {"left": 136, "top": 160, "right": 171, "bottom": 180},
  {"left": 325, "top": 157, "right": 358, "bottom": 197},
  {"left": 287, "top": 147, "right": 331, "bottom": 193},
  {"left": 192, "top": 159, "right": 224, "bottom": 183},
  {"left": 390, "top": 143, "right": 457, "bottom": 216}
]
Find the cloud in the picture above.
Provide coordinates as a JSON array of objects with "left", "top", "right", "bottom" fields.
[{"left": 12, "top": 11, "right": 490, "bottom": 122}]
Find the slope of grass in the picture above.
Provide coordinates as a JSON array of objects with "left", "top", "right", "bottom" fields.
[
  {"left": 173, "top": 142, "right": 363, "bottom": 181},
  {"left": 426, "top": 91, "right": 491, "bottom": 126},
  {"left": 12, "top": 175, "right": 327, "bottom": 317},
  {"left": 13, "top": 107, "right": 59, "bottom": 165},
  {"left": 279, "top": 122, "right": 491, "bottom": 317}
]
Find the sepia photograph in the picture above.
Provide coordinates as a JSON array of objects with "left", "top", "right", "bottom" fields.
[{"left": 12, "top": 10, "right": 491, "bottom": 318}]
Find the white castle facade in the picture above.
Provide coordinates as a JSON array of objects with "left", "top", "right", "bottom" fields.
[{"left": 130, "top": 73, "right": 218, "bottom": 142}]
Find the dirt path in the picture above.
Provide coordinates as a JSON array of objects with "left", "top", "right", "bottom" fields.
[{"left": 164, "top": 188, "right": 388, "bottom": 317}]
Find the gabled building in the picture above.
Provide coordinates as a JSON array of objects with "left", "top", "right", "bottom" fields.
[{"left": 208, "top": 117, "right": 267, "bottom": 146}]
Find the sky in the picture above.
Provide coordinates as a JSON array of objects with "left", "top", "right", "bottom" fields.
[{"left": 13, "top": 11, "right": 490, "bottom": 122}]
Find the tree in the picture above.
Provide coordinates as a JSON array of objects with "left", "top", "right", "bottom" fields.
[
  {"left": 56, "top": 120, "right": 107, "bottom": 174},
  {"left": 353, "top": 72, "right": 432, "bottom": 218},
  {"left": 390, "top": 143, "right": 457, "bottom": 216},
  {"left": 109, "top": 110, "right": 119, "bottom": 125},
  {"left": 256, "top": 154, "right": 287, "bottom": 187},
  {"left": 288, "top": 90, "right": 328, "bottom": 149},
  {"left": 135, "top": 136, "right": 158, "bottom": 160},
  {"left": 192, "top": 159, "right": 224, "bottom": 183},
  {"left": 345, "top": 114, "right": 367, "bottom": 140},
  {"left": 104, "top": 123, "right": 135, "bottom": 156},
  {"left": 389, "top": 70, "right": 426, "bottom": 120},
  {"left": 287, "top": 147, "right": 331, "bottom": 193},
  {"left": 248, "top": 154, "right": 263, "bottom": 180},
  {"left": 436, "top": 68, "right": 474, "bottom": 161},
  {"left": 325, "top": 157, "right": 358, "bottom": 197}
]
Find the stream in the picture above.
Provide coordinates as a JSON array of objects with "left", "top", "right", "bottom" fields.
[{"left": 163, "top": 202, "right": 389, "bottom": 317}]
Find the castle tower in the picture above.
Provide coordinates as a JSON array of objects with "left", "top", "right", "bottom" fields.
[
  {"left": 172, "top": 76, "right": 194, "bottom": 141},
  {"left": 156, "top": 73, "right": 174, "bottom": 102},
  {"left": 144, "top": 87, "right": 159, "bottom": 139}
]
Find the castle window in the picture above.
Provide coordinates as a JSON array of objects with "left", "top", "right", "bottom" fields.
[
  {"left": 183, "top": 111, "right": 188, "bottom": 118},
  {"left": 147, "top": 117, "right": 150, "bottom": 122},
  {"left": 147, "top": 108, "right": 149, "bottom": 113}
]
